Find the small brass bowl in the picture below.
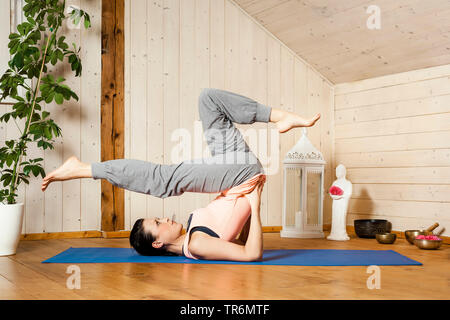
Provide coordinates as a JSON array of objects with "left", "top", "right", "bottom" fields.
[
  {"left": 376, "top": 233, "right": 396, "bottom": 244},
  {"left": 414, "top": 239, "right": 442, "bottom": 250},
  {"left": 404, "top": 230, "right": 425, "bottom": 244}
]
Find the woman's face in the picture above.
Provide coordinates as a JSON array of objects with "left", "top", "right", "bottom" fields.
[{"left": 143, "top": 217, "right": 183, "bottom": 247}]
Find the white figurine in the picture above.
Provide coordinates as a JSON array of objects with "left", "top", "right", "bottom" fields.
[{"left": 327, "top": 164, "right": 352, "bottom": 241}]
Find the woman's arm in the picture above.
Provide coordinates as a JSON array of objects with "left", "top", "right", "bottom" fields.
[
  {"left": 242, "top": 185, "right": 263, "bottom": 260},
  {"left": 233, "top": 215, "right": 251, "bottom": 245},
  {"left": 188, "top": 181, "right": 264, "bottom": 261}
]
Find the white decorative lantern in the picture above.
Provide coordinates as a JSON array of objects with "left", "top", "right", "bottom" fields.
[{"left": 281, "top": 128, "right": 325, "bottom": 238}]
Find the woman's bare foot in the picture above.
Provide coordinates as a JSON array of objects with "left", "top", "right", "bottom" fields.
[
  {"left": 276, "top": 112, "right": 321, "bottom": 133},
  {"left": 41, "top": 156, "right": 91, "bottom": 192}
]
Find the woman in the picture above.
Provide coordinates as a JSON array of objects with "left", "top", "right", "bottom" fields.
[{"left": 41, "top": 88, "right": 320, "bottom": 261}]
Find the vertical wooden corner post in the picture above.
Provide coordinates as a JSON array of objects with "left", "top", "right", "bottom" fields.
[{"left": 101, "top": 0, "right": 124, "bottom": 231}]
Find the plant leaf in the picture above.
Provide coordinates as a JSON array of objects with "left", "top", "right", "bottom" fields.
[{"left": 54, "top": 93, "right": 63, "bottom": 104}]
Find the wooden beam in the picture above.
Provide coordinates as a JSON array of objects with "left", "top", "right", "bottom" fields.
[
  {"left": 19, "top": 226, "right": 450, "bottom": 244},
  {"left": 20, "top": 231, "right": 102, "bottom": 241},
  {"left": 101, "top": 0, "right": 125, "bottom": 231},
  {"left": 19, "top": 227, "right": 283, "bottom": 241}
]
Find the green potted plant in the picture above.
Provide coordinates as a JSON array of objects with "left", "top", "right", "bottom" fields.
[{"left": 0, "top": 0, "right": 90, "bottom": 256}]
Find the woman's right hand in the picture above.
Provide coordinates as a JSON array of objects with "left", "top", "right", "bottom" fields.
[{"left": 245, "top": 179, "right": 264, "bottom": 210}]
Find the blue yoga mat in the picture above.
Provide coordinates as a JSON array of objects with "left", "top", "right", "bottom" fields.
[{"left": 42, "top": 247, "right": 422, "bottom": 266}]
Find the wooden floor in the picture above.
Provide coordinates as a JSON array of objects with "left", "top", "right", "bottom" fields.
[{"left": 0, "top": 233, "right": 448, "bottom": 300}]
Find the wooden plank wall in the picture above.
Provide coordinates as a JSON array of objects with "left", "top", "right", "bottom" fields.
[
  {"left": 0, "top": 0, "right": 102, "bottom": 234},
  {"left": 3, "top": 0, "right": 448, "bottom": 237},
  {"left": 1, "top": 0, "right": 333, "bottom": 234},
  {"left": 334, "top": 64, "right": 450, "bottom": 237},
  {"left": 233, "top": 0, "right": 450, "bottom": 84},
  {"left": 124, "top": 0, "right": 334, "bottom": 230}
]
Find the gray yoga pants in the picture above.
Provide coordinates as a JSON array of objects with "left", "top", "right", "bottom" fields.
[{"left": 91, "top": 88, "right": 272, "bottom": 198}]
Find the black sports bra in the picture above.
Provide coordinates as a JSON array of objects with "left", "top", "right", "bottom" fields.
[
  {"left": 186, "top": 213, "right": 219, "bottom": 238},
  {"left": 182, "top": 213, "right": 219, "bottom": 257}
]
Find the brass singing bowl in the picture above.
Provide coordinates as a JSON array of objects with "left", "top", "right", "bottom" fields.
[
  {"left": 376, "top": 233, "right": 396, "bottom": 244},
  {"left": 404, "top": 230, "right": 429, "bottom": 244},
  {"left": 414, "top": 239, "right": 443, "bottom": 250}
]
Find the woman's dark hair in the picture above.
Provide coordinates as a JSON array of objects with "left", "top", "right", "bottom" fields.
[{"left": 129, "top": 218, "right": 177, "bottom": 256}]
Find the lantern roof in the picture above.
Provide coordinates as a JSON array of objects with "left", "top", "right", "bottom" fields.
[{"left": 283, "top": 128, "right": 325, "bottom": 165}]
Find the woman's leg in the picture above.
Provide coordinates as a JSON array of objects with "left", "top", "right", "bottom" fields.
[
  {"left": 41, "top": 155, "right": 262, "bottom": 197},
  {"left": 88, "top": 156, "right": 263, "bottom": 198},
  {"left": 198, "top": 88, "right": 272, "bottom": 157},
  {"left": 198, "top": 87, "right": 320, "bottom": 158}
]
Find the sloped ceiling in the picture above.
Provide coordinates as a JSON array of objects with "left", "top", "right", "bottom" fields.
[{"left": 234, "top": 0, "right": 450, "bottom": 84}]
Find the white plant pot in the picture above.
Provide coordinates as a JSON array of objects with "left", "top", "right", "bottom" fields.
[{"left": 0, "top": 203, "right": 24, "bottom": 256}]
